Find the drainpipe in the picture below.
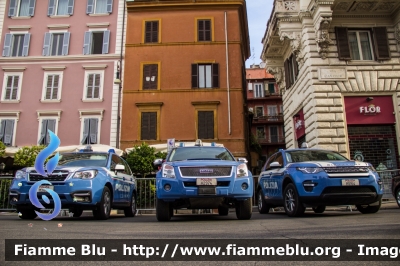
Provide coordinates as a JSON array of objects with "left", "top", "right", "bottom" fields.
[
  {"left": 116, "top": 0, "right": 126, "bottom": 149},
  {"left": 225, "top": 11, "right": 231, "bottom": 135}
]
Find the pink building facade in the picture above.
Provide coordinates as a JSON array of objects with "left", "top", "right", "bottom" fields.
[{"left": 0, "top": 0, "right": 125, "bottom": 150}]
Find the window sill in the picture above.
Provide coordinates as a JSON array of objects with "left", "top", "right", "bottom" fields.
[
  {"left": 0, "top": 100, "right": 20, "bottom": 103},
  {"left": 40, "top": 99, "right": 61, "bottom": 103},
  {"left": 346, "top": 60, "right": 381, "bottom": 65},
  {"left": 10, "top": 16, "right": 32, "bottom": 20},
  {"left": 82, "top": 99, "right": 104, "bottom": 102},
  {"left": 49, "top": 15, "right": 71, "bottom": 19},
  {"left": 88, "top": 13, "right": 110, "bottom": 17}
]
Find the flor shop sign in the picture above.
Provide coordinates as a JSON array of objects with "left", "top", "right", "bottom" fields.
[{"left": 344, "top": 96, "right": 395, "bottom": 125}]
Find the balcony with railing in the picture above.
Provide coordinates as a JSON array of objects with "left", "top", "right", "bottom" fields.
[
  {"left": 252, "top": 114, "right": 284, "bottom": 123},
  {"left": 256, "top": 135, "right": 286, "bottom": 145}
]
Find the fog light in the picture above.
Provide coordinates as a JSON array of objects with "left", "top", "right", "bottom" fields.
[
  {"left": 164, "top": 184, "right": 171, "bottom": 191},
  {"left": 241, "top": 183, "right": 248, "bottom": 190},
  {"left": 18, "top": 183, "right": 22, "bottom": 187},
  {"left": 85, "top": 197, "right": 89, "bottom": 202},
  {"left": 303, "top": 181, "right": 318, "bottom": 192},
  {"left": 12, "top": 197, "right": 18, "bottom": 202}
]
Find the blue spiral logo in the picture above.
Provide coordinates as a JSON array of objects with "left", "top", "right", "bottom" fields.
[{"left": 29, "top": 130, "right": 62, "bottom": 221}]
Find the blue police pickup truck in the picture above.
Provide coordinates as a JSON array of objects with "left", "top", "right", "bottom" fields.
[
  {"left": 257, "top": 147, "right": 383, "bottom": 217},
  {"left": 153, "top": 140, "right": 253, "bottom": 221},
  {"left": 8, "top": 147, "right": 137, "bottom": 220}
]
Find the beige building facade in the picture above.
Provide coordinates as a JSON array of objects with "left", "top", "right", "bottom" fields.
[{"left": 262, "top": 0, "right": 400, "bottom": 169}]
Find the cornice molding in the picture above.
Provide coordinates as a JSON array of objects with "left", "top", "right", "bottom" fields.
[
  {"left": 36, "top": 110, "right": 62, "bottom": 121},
  {"left": 135, "top": 102, "right": 164, "bottom": 107},
  {"left": 47, "top": 24, "right": 70, "bottom": 29},
  {"left": 191, "top": 101, "right": 220, "bottom": 106},
  {"left": 78, "top": 109, "right": 104, "bottom": 121},
  {"left": 87, "top": 22, "right": 110, "bottom": 28},
  {"left": 8, "top": 25, "right": 31, "bottom": 30},
  {"left": 0, "top": 111, "right": 20, "bottom": 121},
  {"left": 41, "top": 66, "right": 66, "bottom": 71},
  {"left": 82, "top": 65, "right": 108, "bottom": 70},
  {"left": 2, "top": 67, "right": 26, "bottom": 71},
  {"left": 279, "top": 31, "right": 305, "bottom": 68}
]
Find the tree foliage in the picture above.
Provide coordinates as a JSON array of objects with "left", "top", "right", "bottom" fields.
[
  {"left": 0, "top": 141, "right": 5, "bottom": 158},
  {"left": 14, "top": 145, "right": 46, "bottom": 167},
  {"left": 125, "top": 143, "right": 167, "bottom": 178}
]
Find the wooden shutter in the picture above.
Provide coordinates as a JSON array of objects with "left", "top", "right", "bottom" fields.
[
  {"left": 143, "top": 64, "right": 157, "bottom": 90},
  {"left": 83, "top": 31, "right": 92, "bottom": 55},
  {"left": 204, "top": 20, "right": 211, "bottom": 41},
  {"left": 141, "top": 112, "right": 157, "bottom": 140},
  {"left": 81, "top": 118, "right": 89, "bottom": 144},
  {"left": 93, "top": 74, "right": 100, "bottom": 98},
  {"left": 212, "top": 63, "right": 219, "bottom": 88},
  {"left": 52, "top": 75, "right": 59, "bottom": 99},
  {"left": 198, "top": 111, "right": 214, "bottom": 139},
  {"left": 2, "top": 34, "right": 12, "bottom": 57},
  {"left": 106, "top": 0, "right": 113, "bottom": 13},
  {"left": 28, "top": 0, "right": 36, "bottom": 16},
  {"left": 335, "top": 27, "right": 351, "bottom": 60},
  {"left": 292, "top": 55, "right": 298, "bottom": 80},
  {"left": 3, "top": 120, "right": 14, "bottom": 145},
  {"left": 43, "top": 33, "right": 51, "bottom": 56},
  {"left": 191, "top": 64, "right": 198, "bottom": 88},
  {"left": 46, "top": 75, "right": 53, "bottom": 99},
  {"left": 46, "top": 119, "right": 56, "bottom": 144},
  {"left": 8, "top": 0, "right": 17, "bottom": 17},
  {"left": 86, "top": 0, "right": 94, "bottom": 14},
  {"left": 48, "top": 0, "right": 56, "bottom": 16},
  {"left": 373, "top": 27, "right": 390, "bottom": 60},
  {"left": 102, "top": 30, "right": 110, "bottom": 54},
  {"left": 284, "top": 59, "right": 290, "bottom": 90},
  {"left": 22, "top": 33, "right": 30, "bottom": 56},
  {"left": 87, "top": 74, "right": 94, "bottom": 98},
  {"left": 198, "top": 20, "right": 211, "bottom": 41},
  {"left": 67, "top": 0, "right": 75, "bottom": 15},
  {"left": 0, "top": 120, "right": 5, "bottom": 142},
  {"left": 89, "top": 118, "right": 98, "bottom": 143},
  {"left": 62, "top": 32, "right": 70, "bottom": 55},
  {"left": 38, "top": 120, "right": 48, "bottom": 144},
  {"left": 145, "top": 21, "right": 158, "bottom": 43}
]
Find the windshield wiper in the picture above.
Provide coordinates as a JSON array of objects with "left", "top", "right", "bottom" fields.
[{"left": 186, "top": 158, "right": 222, "bottom": 160}]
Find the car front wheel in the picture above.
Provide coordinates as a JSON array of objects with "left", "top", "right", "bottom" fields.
[
  {"left": 235, "top": 198, "right": 252, "bottom": 220},
  {"left": 257, "top": 190, "right": 270, "bottom": 214},
  {"left": 283, "top": 183, "right": 305, "bottom": 217},
  {"left": 94, "top": 187, "right": 112, "bottom": 220},
  {"left": 124, "top": 193, "right": 137, "bottom": 217},
  {"left": 396, "top": 188, "right": 400, "bottom": 208},
  {"left": 312, "top": 206, "right": 326, "bottom": 214},
  {"left": 156, "top": 199, "right": 171, "bottom": 221},
  {"left": 356, "top": 199, "right": 381, "bottom": 214},
  {"left": 18, "top": 209, "right": 37, "bottom": 220}
]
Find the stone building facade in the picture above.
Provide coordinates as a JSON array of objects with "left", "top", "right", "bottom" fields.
[{"left": 261, "top": 0, "right": 400, "bottom": 169}]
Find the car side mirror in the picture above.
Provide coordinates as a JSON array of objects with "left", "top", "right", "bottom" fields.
[
  {"left": 237, "top": 158, "right": 248, "bottom": 164},
  {"left": 115, "top": 164, "right": 125, "bottom": 174},
  {"left": 153, "top": 158, "right": 163, "bottom": 170},
  {"left": 270, "top": 162, "right": 281, "bottom": 169}
]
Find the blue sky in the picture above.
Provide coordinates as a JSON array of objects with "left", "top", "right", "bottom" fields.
[{"left": 245, "top": 0, "right": 273, "bottom": 67}]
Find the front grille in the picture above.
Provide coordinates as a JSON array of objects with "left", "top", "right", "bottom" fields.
[
  {"left": 322, "top": 186, "right": 376, "bottom": 194},
  {"left": 179, "top": 167, "right": 232, "bottom": 177},
  {"left": 323, "top": 167, "right": 369, "bottom": 174},
  {"left": 183, "top": 181, "right": 230, "bottom": 187},
  {"left": 29, "top": 170, "right": 70, "bottom": 182}
]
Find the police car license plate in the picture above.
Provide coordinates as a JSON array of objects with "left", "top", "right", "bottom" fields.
[
  {"left": 196, "top": 178, "right": 217, "bottom": 186},
  {"left": 38, "top": 185, "right": 54, "bottom": 192},
  {"left": 341, "top": 179, "right": 359, "bottom": 186}
]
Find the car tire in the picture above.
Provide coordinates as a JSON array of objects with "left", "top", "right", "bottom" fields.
[
  {"left": 312, "top": 206, "right": 326, "bottom": 214},
  {"left": 396, "top": 188, "right": 400, "bottom": 208},
  {"left": 94, "top": 186, "right": 112, "bottom": 220},
  {"left": 72, "top": 209, "right": 83, "bottom": 218},
  {"left": 257, "top": 190, "right": 270, "bottom": 214},
  {"left": 235, "top": 198, "right": 252, "bottom": 220},
  {"left": 218, "top": 206, "right": 229, "bottom": 216},
  {"left": 124, "top": 193, "right": 137, "bottom": 217},
  {"left": 156, "top": 199, "right": 171, "bottom": 221},
  {"left": 356, "top": 199, "right": 381, "bottom": 214},
  {"left": 18, "top": 209, "right": 37, "bottom": 220},
  {"left": 283, "top": 183, "right": 305, "bottom": 217}
]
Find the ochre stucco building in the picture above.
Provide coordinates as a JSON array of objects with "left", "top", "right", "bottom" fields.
[{"left": 121, "top": 0, "right": 250, "bottom": 157}]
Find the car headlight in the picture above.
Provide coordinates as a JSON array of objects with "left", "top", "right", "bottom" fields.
[
  {"left": 296, "top": 167, "right": 324, "bottom": 174},
  {"left": 236, "top": 163, "right": 249, "bottom": 178},
  {"left": 162, "top": 164, "right": 175, "bottom": 178},
  {"left": 368, "top": 166, "right": 376, "bottom": 172},
  {"left": 15, "top": 170, "right": 27, "bottom": 179},
  {"left": 72, "top": 170, "right": 98, "bottom": 179}
]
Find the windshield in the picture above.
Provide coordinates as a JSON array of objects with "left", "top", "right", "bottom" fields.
[
  {"left": 286, "top": 150, "right": 348, "bottom": 163},
  {"left": 168, "top": 147, "right": 235, "bottom": 162},
  {"left": 58, "top": 153, "right": 109, "bottom": 167}
]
